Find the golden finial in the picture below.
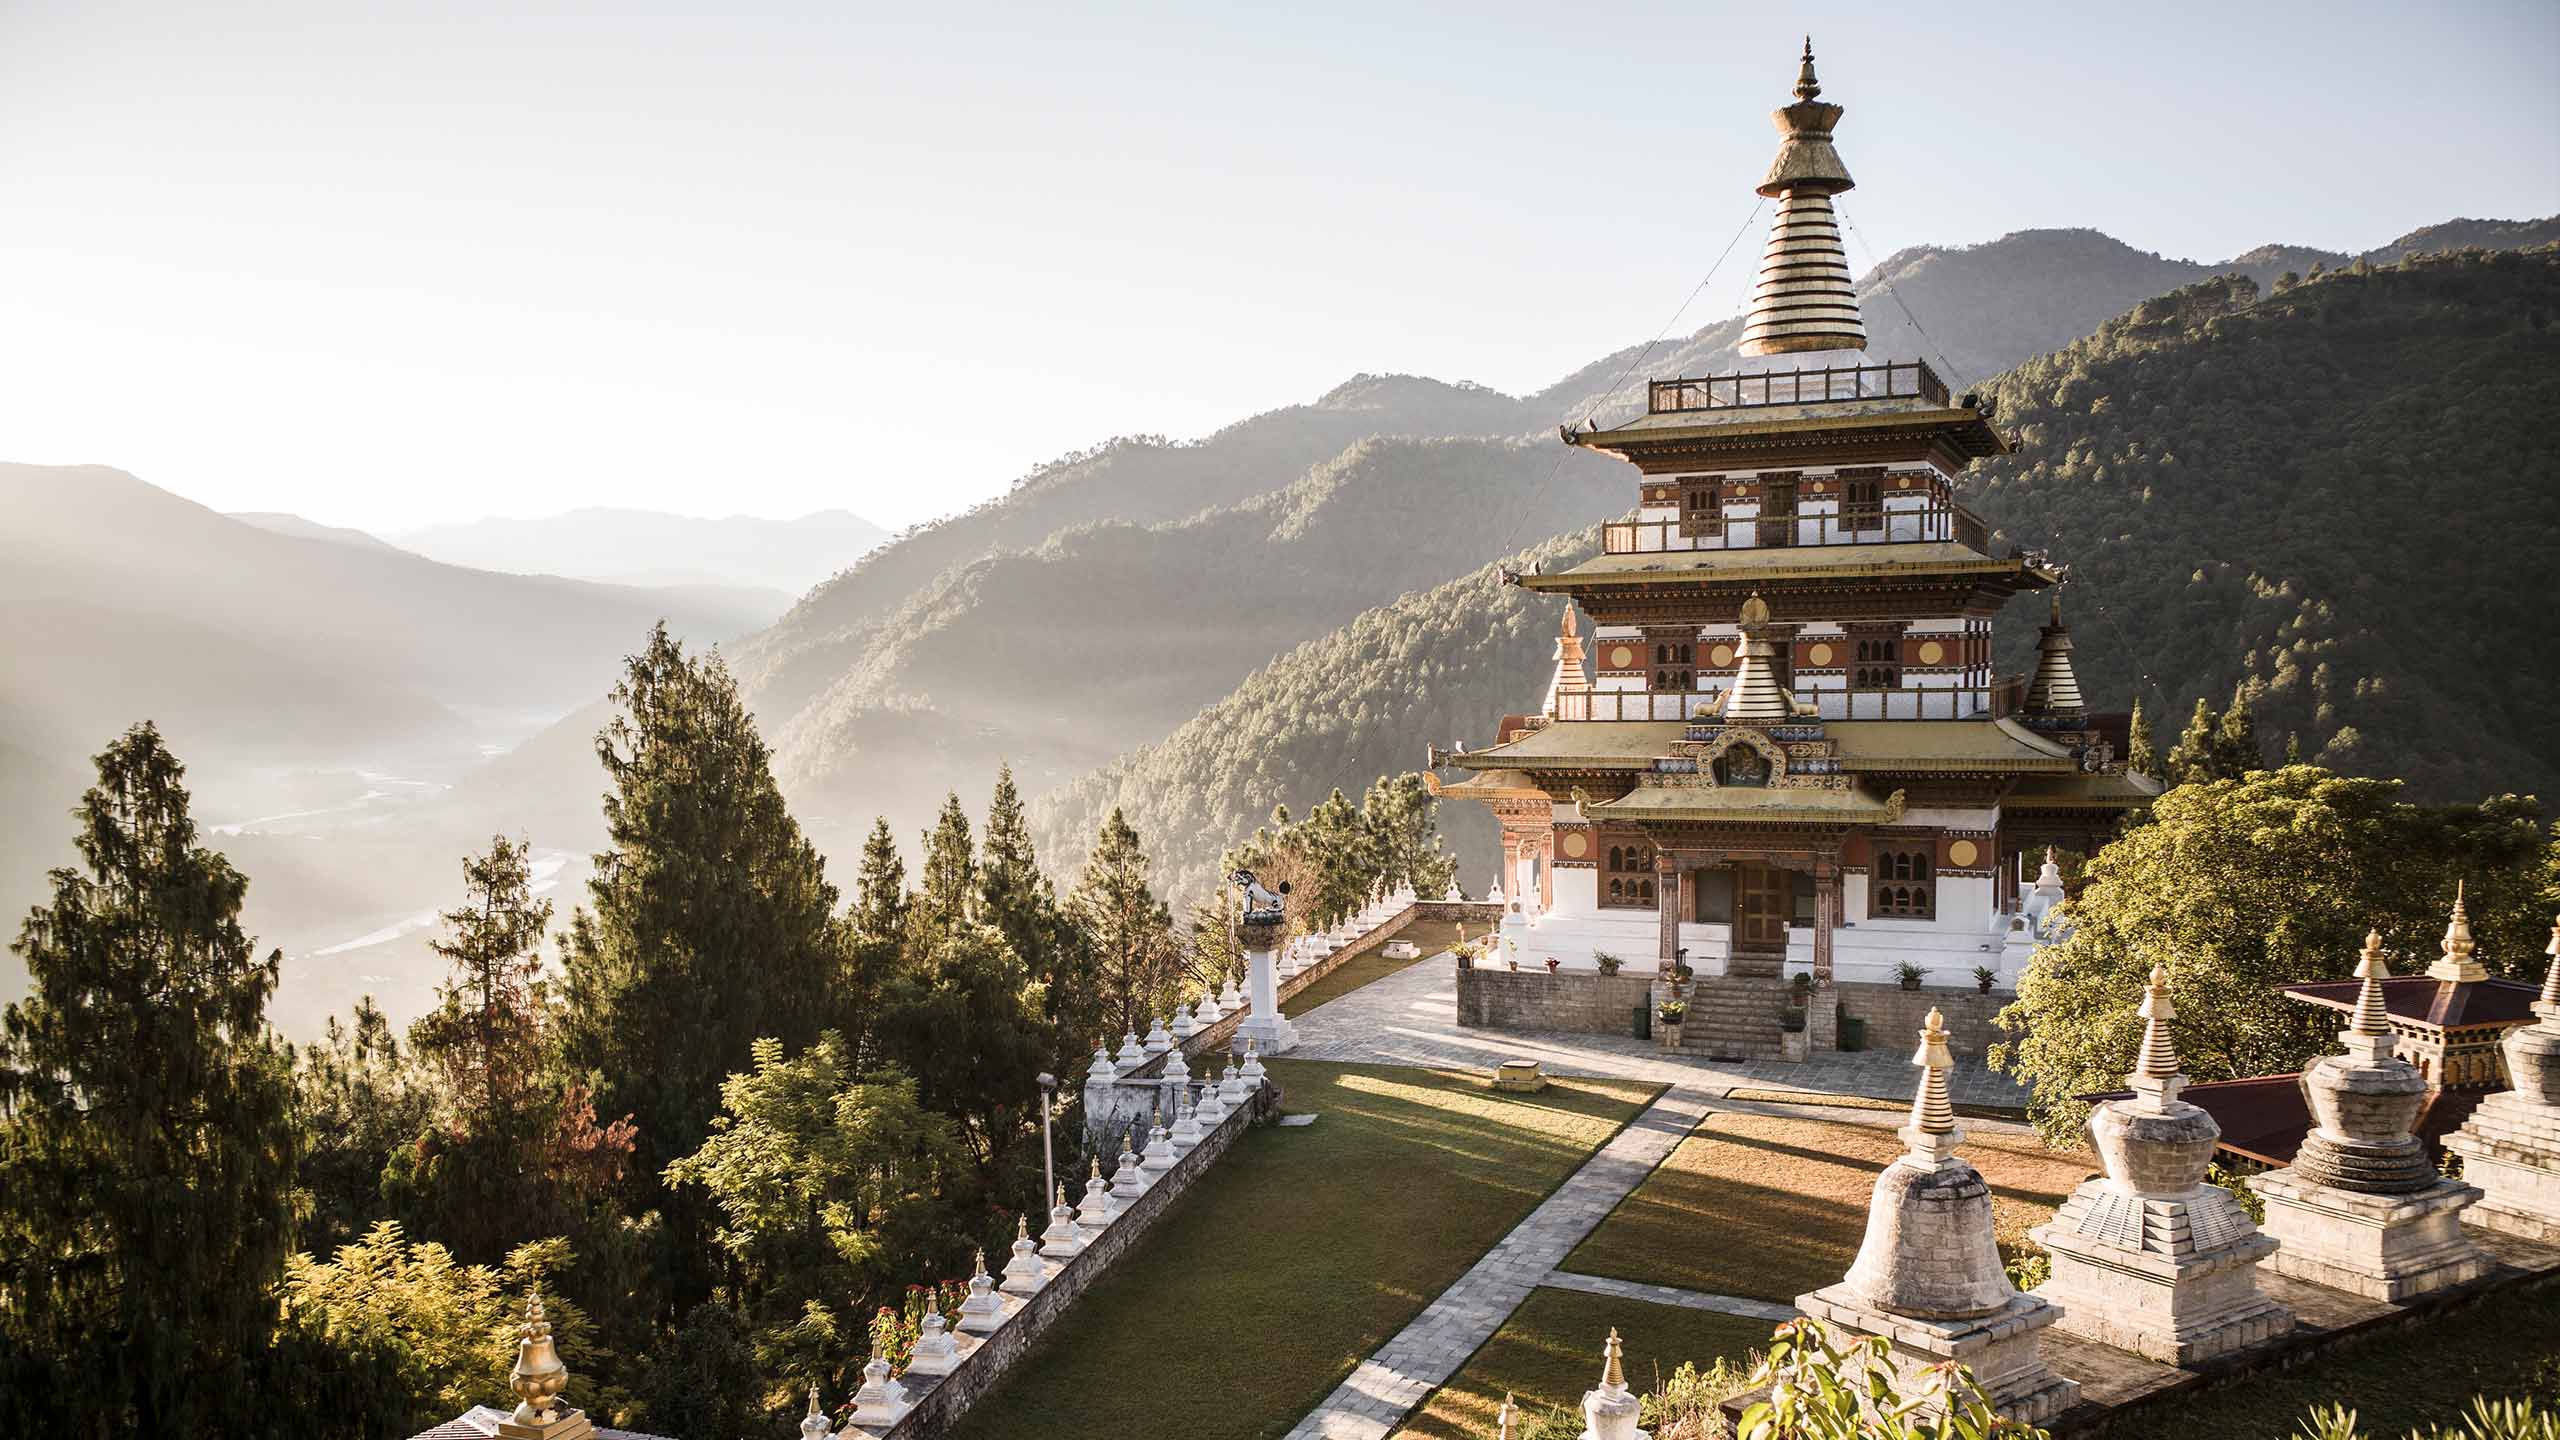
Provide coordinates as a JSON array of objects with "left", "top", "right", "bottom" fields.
[
  {"left": 1497, "top": 1392, "right": 1521, "bottom": 1440},
  {"left": 1561, "top": 606, "right": 1579, "bottom": 638},
  {"left": 971, "top": 1247, "right": 990, "bottom": 1281},
  {"left": 2130, "top": 963, "right": 2185, "bottom": 1105},
  {"left": 1016, "top": 1214, "right": 1030, "bottom": 1241},
  {"left": 1601, "top": 1327, "right": 1627, "bottom": 1389},
  {"left": 508, "top": 1289, "right": 571, "bottom": 1428},
  {"left": 2430, "top": 880, "right": 2488, "bottom": 982},
  {"left": 1739, "top": 592, "right": 1772, "bottom": 627},
  {"left": 802, "top": 1380, "right": 831, "bottom": 1440},
  {"left": 1795, "top": 37, "right": 1821, "bottom": 101},
  {"left": 2350, "top": 930, "right": 2394, "bottom": 1037}
]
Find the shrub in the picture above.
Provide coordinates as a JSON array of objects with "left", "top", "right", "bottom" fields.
[
  {"left": 1596, "top": 952, "right": 1624, "bottom": 976},
  {"left": 1644, "top": 1354, "right": 1762, "bottom": 1439},
  {"left": 2293, "top": 1397, "right": 2560, "bottom": 1439},
  {"left": 1739, "top": 1317, "right": 2048, "bottom": 1439}
]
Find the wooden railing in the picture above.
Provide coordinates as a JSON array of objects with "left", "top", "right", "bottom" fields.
[
  {"left": 1551, "top": 686, "right": 1997, "bottom": 723},
  {"left": 1603, "top": 498, "right": 1991, "bottom": 555},
  {"left": 1648, "top": 360, "right": 1948, "bottom": 415}
]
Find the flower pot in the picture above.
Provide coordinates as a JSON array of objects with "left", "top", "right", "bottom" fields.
[{"left": 1899, "top": 978, "right": 1922, "bottom": 992}]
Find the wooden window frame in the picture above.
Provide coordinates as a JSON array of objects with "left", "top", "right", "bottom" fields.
[
  {"left": 1868, "top": 843, "right": 1936, "bottom": 920},
  {"left": 1600, "top": 836, "right": 1658, "bottom": 910}
]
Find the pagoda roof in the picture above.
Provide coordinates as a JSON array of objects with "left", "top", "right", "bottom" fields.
[
  {"left": 1447, "top": 717, "right": 2095, "bottom": 778},
  {"left": 1433, "top": 768, "right": 1544, "bottom": 797},
  {"left": 2001, "top": 769, "right": 2166, "bottom": 809},
  {"left": 1570, "top": 397, "right": 2009, "bottom": 461},
  {"left": 2283, "top": 974, "right": 2541, "bottom": 1032},
  {"left": 1585, "top": 782, "right": 1900, "bottom": 825},
  {"left": 1516, "top": 541, "right": 2057, "bottom": 595}
]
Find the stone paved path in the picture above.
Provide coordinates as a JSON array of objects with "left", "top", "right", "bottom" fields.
[
  {"left": 1533, "top": 1270, "right": 1798, "bottom": 1323},
  {"left": 1280, "top": 1081, "right": 1722, "bottom": 1440},
  {"left": 1287, "top": 950, "right": 2030, "bottom": 1109}
]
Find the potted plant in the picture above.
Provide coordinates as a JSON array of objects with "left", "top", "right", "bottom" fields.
[
  {"left": 1973, "top": 964, "right": 1998, "bottom": 994},
  {"left": 1790, "top": 971, "right": 1814, "bottom": 1002},
  {"left": 1544, "top": 955, "right": 1561, "bottom": 974},
  {"left": 1656, "top": 995, "right": 1688, "bottom": 1049},
  {"left": 1594, "top": 951, "right": 1622, "bottom": 976},
  {"left": 1896, "top": 961, "right": 1928, "bottom": 992}
]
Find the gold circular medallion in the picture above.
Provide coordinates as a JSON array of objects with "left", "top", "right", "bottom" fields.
[
  {"left": 1896, "top": 475, "right": 1914, "bottom": 490},
  {"left": 1807, "top": 642, "right": 1833, "bottom": 667},
  {"left": 1561, "top": 832, "right": 1589, "bottom": 859},
  {"left": 1948, "top": 839, "right": 1979, "bottom": 868},
  {"left": 1918, "top": 640, "right": 1945, "bottom": 665},
  {"left": 1609, "top": 645, "right": 1634, "bottom": 668},
  {"left": 1709, "top": 643, "right": 1735, "bottom": 667}
]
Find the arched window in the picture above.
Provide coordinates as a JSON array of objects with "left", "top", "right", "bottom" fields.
[
  {"left": 1868, "top": 845, "right": 1937, "bottom": 919},
  {"left": 1639, "top": 879, "right": 1656, "bottom": 901},
  {"left": 1655, "top": 643, "right": 1668, "bottom": 664}
]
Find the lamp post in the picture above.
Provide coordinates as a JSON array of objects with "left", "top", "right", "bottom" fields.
[{"left": 1036, "top": 1071, "right": 1058, "bottom": 1210}]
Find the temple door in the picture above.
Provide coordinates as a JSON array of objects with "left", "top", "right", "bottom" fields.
[{"left": 1736, "top": 864, "right": 1789, "bottom": 952}]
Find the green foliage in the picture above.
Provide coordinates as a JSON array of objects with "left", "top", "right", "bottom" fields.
[
  {"left": 1994, "top": 766, "right": 2558, "bottom": 1146},
  {"left": 0, "top": 723, "right": 297, "bottom": 1436},
  {"left": 1643, "top": 1354, "right": 1762, "bottom": 1440},
  {"left": 1067, "top": 807, "right": 1185, "bottom": 1040},
  {"left": 553, "top": 623, "right": 843, "bottom": 1307},
  {"left": 291, "top": 994, "right": 433, "bottom": 1256},
  {"left": 278, "top": 1219, "right": 627, "bottom": 1433},
  {"left": 1965, "top": 249, "right": 2560, "bottom": 804},
  {"left": 2207, "top": 1161, "right": 2266, "bottom": 1224},
  {"left": 2295, "top": 1397, "right": 2560, "bottom": 1440},
  {"left": 1738, "top": 1317, "right": 2048, "bottom": 1439},
  {"left": 661, "top": 1033, "right": 968, "bottom": 1396},
  {"left": 635, "top": 1300, "right": 769, "bottom": 1440}
]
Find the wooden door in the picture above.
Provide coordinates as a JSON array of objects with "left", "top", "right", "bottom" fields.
[
  {"left": 1736, "top": 864, "right": 1789, "bottom": 950},
  {"left": 1757, "top": 477, "right": 1797, "bottom": 548}
]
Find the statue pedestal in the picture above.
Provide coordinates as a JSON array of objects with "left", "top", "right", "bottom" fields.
[
  {"left": 2035, "top": 1183, "right": 2291, "bottom": 1364},
  {"left": 2254, "top": 1169, "right": 2492, "bottom": 1301},
  {"left": 1794, "top": 1286, "right": 2078, "bottom": 1426},
  {"left": 1236, "top": 920, "right": 1298, "bottom": 1056}
]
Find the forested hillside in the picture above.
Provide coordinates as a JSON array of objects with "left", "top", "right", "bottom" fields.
[
  {"left": 1964, "top": 246, "right": 2560, "bottom": 803},
  {"left": 1037, "top": 246, "right": 2560, "bottom": 905},
  {"left": 1030, "top": 530, "right": 1601, "bottom": 900}
]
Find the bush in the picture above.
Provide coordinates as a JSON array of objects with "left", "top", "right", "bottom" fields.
[
  {"left": 1645, "top": 1354, "right": 1761, "bottom": 1439},
  {"left": 2294, "top": 1396, "right": 2560, "bottom": 1439},
  {"left": 1596, "top": 952, "right": 1624, "bottom": 975}
]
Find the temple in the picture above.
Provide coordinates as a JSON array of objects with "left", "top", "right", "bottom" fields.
[{"left": 1432, "top": 43, "right": 2153, "bottom": 1054}]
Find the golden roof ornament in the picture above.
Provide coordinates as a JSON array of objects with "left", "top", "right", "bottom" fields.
[
  {"left": 2024, "top": 598, "right": 2087, "bottom": 718},
  {"left": 1744, "top": 38, "right": 1864, "bottom": 356},
  {"left": 2427, "top": 881, "right": 2489, "bottom": 983},
  {"left": 1600, "top": 1326, "right": 1627, "bottom": 1389},
  {"left": 499, "top": 1289, "right": 595, "bottom": 1440},
  {"left": 1739, "top": 592, "right": 1772, "bottom": 628},
  {"left": 1901, "top": 1008, "right": 1961, "bottom": 1165},
  {"left": 1794, "top": 35, "right": 1821, "bottom": 101},
  {"left": 2129, "top": 963, "right": 2187, "bottom": 1109}
]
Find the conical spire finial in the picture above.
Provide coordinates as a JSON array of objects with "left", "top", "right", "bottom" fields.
[
  {"left": 1901, "top": 1008, "right": 1960, "bottom": 1164},
  {"left": 1601, "top": 1327, "right": 1626, "bottom": 1389},
  {"left": 2129, "top": 963, "right": 2186, "bottom": 1107},
  {"left": 1795, "top": 37, "right": 1821, "bottom": 101},
  {"left": 2540, "top": 915, "right": 2560, "bottom": 1012},
  {"left": 1497, "top": 1392, "right": 1521, "bottom": 1440},
  {"left": 2428, "top": 880, "right": 2488, "bottom": 982},
  {"left": 507, "top": 1288, "right": 577, "bottom": 1430},
  {"left": 2350, "top": 930, "right": 2394, "bottom": 1037},
  {"left": 801, "top": 1380, "right": 832, "bottom": 1440}
]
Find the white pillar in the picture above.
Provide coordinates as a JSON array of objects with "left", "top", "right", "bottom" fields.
[{"left": 1235, "top": 915, "right": 1299, "bottom": 1056}]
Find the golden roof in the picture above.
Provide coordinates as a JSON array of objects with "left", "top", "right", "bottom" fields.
[
  {"left": 1518, "top": 541, "right": 2054, "bottom": 593},
  {"left": 1586, "top": 783, "right": 1901, "bottom": 824},
  {"left": 1448, "top": 716, "right": 2091, "bottom": 776}
]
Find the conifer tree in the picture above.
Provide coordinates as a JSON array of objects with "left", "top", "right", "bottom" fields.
[
  {"left": 1067, "top": 808, "right": 1181, "bottom": 1039},
  {"left": 1359, "top": 773, "right": 1459, "bottom": 900},
  {"left": 553, "top": 625, "right": 842, "bottom": 1308},
  {"left": 916, "top": 791, "right": 976, "bottom": 928},
  {"left": 292, "top": 995, "right": 431, "bottom": 1255},
  {"left": 2164, "top": 695, "right": 2225, "bottom": 785},
  {"left": 399, "top": 834, "right": 632, "bottom": 1260},
  {"left": 0, "top": 723, "right": 294, "bottom": 1435},
  {"left": 976, "top": 764, "right": 1096, "bottom": 1056},
  {"left": 2216, "top": 677, "right": 2264, "bottom": 776},
  {"left": 2124, "top": 696, "right": 2160, "bottom": 779},
  {"left": 851, "top": 817, "right": 910, "bottom": 946}
]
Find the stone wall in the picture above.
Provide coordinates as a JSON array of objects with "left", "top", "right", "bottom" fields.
[
  {"left": 884, "top": 1080, "right": 1278, "bottom": 1439},
  {"left": 1457, "top": 964, "right": 1656, "bottom": 1037},
  {"left": 1452, "top": 966, "right": 2013, "bottom": 1056}
]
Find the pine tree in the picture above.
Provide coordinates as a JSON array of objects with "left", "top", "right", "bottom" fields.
[
  {"left": 976, "top": 765, "right": 1095, "bottom": 1057},
  {"left": 399, "top": 834, "right": 631, "bottom": 1261},
  {"left": 2164, "top": 695, "right": 2224, "bottom": 785},
  {"left": 2124, "top": 696, "right": 2160, "bottom": 779},
  {"left": 851, "top": 817, "right": 909, "bottom": 946},
  {"left": 553, "top": 625, "right": 842, "bottom": 1311},
  {"left": 291, "top": 995, "right": 431, "bottom": 1255},
  {"left": 917, "top": 791, "right": 976, "bottom": 928},
  {"left": 1067, "top": 809, "right": 1180, "bottom": 1040},
  {"left": 0, "top": 723, "right": 295, "bottom": 1435},
  {"left": 1359, "top": 773, "right": 1458, "bottom": 900},
  {"left": 2216, "top": 678, "right": 2264, "bottom": 776}
]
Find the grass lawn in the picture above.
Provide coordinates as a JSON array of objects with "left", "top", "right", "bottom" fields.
[
  {"left": 947, "top": 1059, "right": 1661, "bottom": 1440},
  {"left": 1562, "top": 1111, "right": 2094, "bottom": 1304},
  {"left": 2118, "top": 1279, "right": 2560, "bottom": 1438},
  {"left": 1393, "top": 1288, "right": 1773, "bottom": 1440},
  {"left": 1284, "top": 917, "right": 1476, "bottom": 1017}
]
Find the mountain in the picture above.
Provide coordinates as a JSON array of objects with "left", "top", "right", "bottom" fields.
[
  {"left": 391, "top": 505, "right": 891, "bottom": 598},
  {"left": 0, "top": 464, "right": 791, "bottom": 986},
  {"left": 1031, "top": 246, "right": 2560, "bottom": 908},
  {"left": 227, "top": 511, "right": 407, "bottom": 552}
]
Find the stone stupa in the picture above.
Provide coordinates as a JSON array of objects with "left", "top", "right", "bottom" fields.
[
  {"left": 2255, "top": 929, "right": 2492, "bottom": 1299},
  {"left": 2033, "top": 964, "right": 2291, "bottom": 1362},
  {"left": 1795, "top": 1008, "right": 2077, "bottom": 1424},
  {"left": 2442, "top": 914, "right": 2560, "bottom": 1240}
]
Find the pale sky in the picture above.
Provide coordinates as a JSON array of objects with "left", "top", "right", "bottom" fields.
[{"left": 4, "top": 0, "right": 2554, "bottom": 534}]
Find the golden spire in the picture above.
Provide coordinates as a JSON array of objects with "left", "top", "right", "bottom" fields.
[
  {"left": 506, "top": 1289, "right": 595, "bottom": 1438},
  {"left": 1743, "top": 38, "right": 1863, "bottom": 356},
  {"left": 1497, "top": 1393, "right": 1521, "bottom": 1440},
  {"left": 2540, "top": 915, "right": 2560, "bottom": 1012},
  {"left": 801, "top": 1380, "right": 832, "bottom": 1440},
  {"left": 2350, "top": 930, "right": 2394, "bottom": 1037},
  {"left": 2024, "top": 598, "right": 2086, "bottom": 717},
  {"left": 1601, "top": 1327, "right": 1627, "bottom": 1389},
  {"left": 1717, "top": 594, "right": 1802, "bottom": 724},
  {"left": 2427, "top": 881, "right": 2488, "bottom": 983}
]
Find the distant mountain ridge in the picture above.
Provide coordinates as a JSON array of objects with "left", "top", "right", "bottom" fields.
[{"left": 392, "top": 504, "right": 890, "bottom": 598}]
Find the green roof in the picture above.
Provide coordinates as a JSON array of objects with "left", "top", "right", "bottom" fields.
[
  {"left": 1519, "top": 542, "right": 2055, "bottom": 593},
  {"left": 1449, "top": 717, "right": 2078, "bottom": 775},
  {"left": 1448, "top": 722, "right": 1683, "bottom": 770},
  {"left": 1586, "top": 784, "right": 1900, "bottom": 824}
]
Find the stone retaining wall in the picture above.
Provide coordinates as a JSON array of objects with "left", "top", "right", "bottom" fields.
[
  {"left": 1453, "top": 966, "right": 2014, "bottom": 1056},
  {"left": 883, "top": 1080, "right": 1278, "bottom": 1438}
]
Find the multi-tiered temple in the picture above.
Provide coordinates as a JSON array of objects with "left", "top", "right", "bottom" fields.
[{"left": 1434, "top": 45, "right": 2153, "bottom": 1051}]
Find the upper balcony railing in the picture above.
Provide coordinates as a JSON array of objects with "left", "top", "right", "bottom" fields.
[
  {"left": 1648, "top": 360, "right": 1949, "bottom": 415},
  {"left": 1550, "top": 685, "right": 1999, "bottom": 723},
  {"left": 1602, "top": 497, "right": 1991, "bottom": 556}
]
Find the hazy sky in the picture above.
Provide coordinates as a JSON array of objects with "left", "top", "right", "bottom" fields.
[{"left": 4, "top": 1, "right": 2554, "bottom": 534}]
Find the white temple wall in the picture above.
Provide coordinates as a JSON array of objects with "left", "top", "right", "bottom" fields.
[{"left": 1549, "top": 866, "right": 1601, "bottom": 919}]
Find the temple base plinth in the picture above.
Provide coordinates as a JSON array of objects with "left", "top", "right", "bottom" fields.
[{"left": 2255, "top": 1168, "right": 2493, "bottom": 1301}]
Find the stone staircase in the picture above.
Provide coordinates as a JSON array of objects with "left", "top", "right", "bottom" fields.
[{"left": 1675, "top": 973, "right": 1792, "bottom": 1061}]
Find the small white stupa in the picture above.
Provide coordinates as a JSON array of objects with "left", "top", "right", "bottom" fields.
[
  {"left": 846, "top": 1337, "right": 912, "bottom": 1430},
  {"left": 901, "top": 1308, "right": 971, "bottom": 1380},
  {"left": 1578, "top": 1328, "right": 1648, "bottom": 1440},
  {"left": 954, "top": 1250, "right": 1011, "bottom": 1337},
  {"left": 1076, "top": 1157, "right": 1117, "bottom": 1231},
  {"left": 1039, "top": 1184, "right": 1086, "bottom": 1261}
]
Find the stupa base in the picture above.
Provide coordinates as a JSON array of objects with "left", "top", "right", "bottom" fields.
[
  {"left": 2444, "top": 1095, "right": 2560, "bottom": 1243},
  {"left": 2255, "top": 1168, "right": 2492, "bottom": 1301},
  {"left": 1795, "top": 1287, "right": 2078, "bottom": 1425}
]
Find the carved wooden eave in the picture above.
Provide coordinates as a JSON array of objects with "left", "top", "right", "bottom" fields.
[{"left": 1566, "top": 407, "right": 2010, "bottom": 471}]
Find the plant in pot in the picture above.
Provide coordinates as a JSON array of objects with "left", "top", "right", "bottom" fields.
[
  {"left": 1544, "top": 955, "right": 1561, "bottom": 974},
  {"left": 1594, "top": 951, "right": 1622, "bottom": 976},
  {"left": 1779, "top": 1002, "right": 1810, "bottom": 1060},
  {"left": 1895, "top": 961, "right": 1928, "bottom": 992},
  {"left": 1973, "top": 964, "right": 1998, "bottom": 994},
  {"left": 1790, "top": 971, "right": 1814, "bottom": 1002}
]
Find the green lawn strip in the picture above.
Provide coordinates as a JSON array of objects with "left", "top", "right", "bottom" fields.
[
  {"left": 1560, "top": 1111, "right": 2092, "bottom": 1304},
  {"left": 1393, "top": 1287, "right": 1774, "bottom": 1440},
  {"left": 1721, "top": 1087, "right": 2026, "bottom": 1123},
  {"left": 1283, "top": 917, "right": 1474, "bottom": 1018},
  {"left": 2115, "top": 1278, "right": 2560, "bottom": 1437},
  {"left": 946, "top": 1060, "right": 1661, "bottom": 1440}
]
